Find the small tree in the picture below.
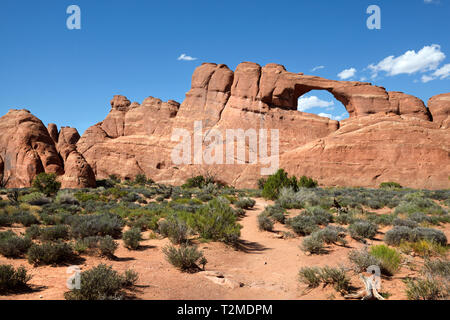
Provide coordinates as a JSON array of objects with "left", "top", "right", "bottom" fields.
[
  {"left": 262, "top": 169, "right": 298, "bottom": 200},
  {"left": 32, "top": 173, "right": 61, "bottom": 197}
]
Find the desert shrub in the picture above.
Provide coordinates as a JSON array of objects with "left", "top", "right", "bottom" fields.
[
  {"left": 287, "top": 215, "right": 319, "bottom": 236},
  {"left": 348, "top": 221, "right": 377, "bottom": 240},
  {"left": 319, "top": 266, "right": 351, "bottom": 294},
  {"left": 262, "top": 169, "right": 298, "bottom": 200},
  {"left": 405, "top": 277, "right": 446, "bottom": 300},
  {"left": 162, "top": 245, "right": 204, "bottom": 272},
  {"left": 11, "top": 211, "right": 39, "bottom": 227},
  {"left": 32, "top": 173, "right": 61, "bottom": 197},
  {"left": 197, "top": 193, "right": 213, "bottom": 202},
  {"left": 395, "top": 193, "right": 446, "bottom": 216},
  {"left": 384, "top": 226, "right": 413, "bottom": 246},
  {"left": 0, "top": 212, "right": 12, "bottom": 227},
  {"left": 393, "top": 218, "right": 419, "bottom": 228},
  {"left": 68, "top": 213, "right": 124, "bottom": 239},
  {"left": 303, "top": 207, "right": 333, "bottom": 225},
  {"left": 257, "top": 213, "right": 274, "bottom": 231},
  {"left": 134, "top": 174, "right": 148, "bottom": 185},
  {"left": 277, "top": 187, "right": 303, "bottom": 209},
  {"left": 409, "top": 227, "right": 447, "bottom": 246},
  {"left": 0, "top": 265, "right": 32, "bottom": 293},
  {"left": 27, "top": 242, "right": 74, "bottom": 266},
  {"left": 182, "top": 176, "right": 209, "bottom": 188},
  {"left": 25, "top": 224, "right": 41, "bottom": 239},
  {"left": 263, "top": 204, "right": 286, "bottom": 224},
  {"left": 234, "top": 198, "right": 255, "bottom": 210},
  {"left": 368, "top": 214, "right": 395, "bottom": 226},
  {"left": 315, "top": 226, "right": 347, "bottom": 246},
  {"left": 39, "top": 225, "right": 70, "bottom": 241},
  {"left": 20, "top": 192, "right": 51, "bottom": 206},
  {"left": 380, "top": 182, "right": 402, "bottom": 189},
  {"left": 399, "top": 240, "right": 448, "bottom": 258},
  {"left": 55, "top": 191, "right": 79, "bottom": 205},
  {"left": 335, "top": 211, "right": 355, "bottom": 225},
  {"left": 188, "top": 198, "right": 241, "bottom": 244},
  {"left": 298, "top": 267, "right": 321, "bottom": 288},
  {"left": 64, "top": 264, "right": 137, "bottom": 300},
  {"left": 348, "top": 248, "right": 381, "bottom": 273},
  {"left": 301, "top": 233, "right": 326, "bottom": 254},
  {"left": 74, "top": 236, "right": 118, "bottom": 258},
  {"left": 257, "top": 178, "right": 266, "bottom": 190},
  {"left": 369, "top": 245, "right": 402, "bottom": 276},
  {"left": 297, "top": 176, "right": 318, "bottom": 189},
  {"left": 159, "top": 217, "right": 189, "bottom": 244},
  {"left": 0, "top": 231, "right": 32, "bottom": 258},
  {"left": 423, "top": 259, "right": 450, "bottom": 278},
  {"left": 408, "top": 212, "right": 436, "bottom": 224},
  {"left": 122, "top": 228, "right": 142, "bottom": 250}
]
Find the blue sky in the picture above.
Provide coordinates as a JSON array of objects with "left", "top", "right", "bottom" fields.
[{"left": 1, "top": 0, "right": 449, "bottom": 134}]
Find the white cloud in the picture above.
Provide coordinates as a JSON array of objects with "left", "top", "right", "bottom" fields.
[
  {"left": 420, "top": 63, "right": 450, "bottom": 83},
  {"left": 368, "top": 44, "right": 446, "bottom": 77},
  {"left": 311, "top": 65, "right": 325, "bottom": 72},
  {"left": 298, "top": 96, "right": 334, "bottom": 111},
  {"left": 433, "top": 63, "right": 450, "bottom": 79},
  {"left": 421, "top": 75, "right": 434, "bottom": 83},
  {"left": 337, "top": 67, "right": 356, "bottom": 80},
  {"left": 177, "top": 53, "right": 197, "bottom": 61},
  {"left": 318, "top": 112, "right": 348, "bottom": 121}
]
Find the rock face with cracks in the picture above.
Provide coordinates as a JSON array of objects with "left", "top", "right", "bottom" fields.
[{"left": 1, "top": 62, "right": 449, "bottom": 189}]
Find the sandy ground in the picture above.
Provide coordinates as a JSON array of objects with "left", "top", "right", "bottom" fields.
[{"left": 0, "top": 198, "right": 449, "bottom": 300}]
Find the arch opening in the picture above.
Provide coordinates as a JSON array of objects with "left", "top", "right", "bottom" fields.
[{"left": 296, "top": 90, "right": 349, "bottom": 121}]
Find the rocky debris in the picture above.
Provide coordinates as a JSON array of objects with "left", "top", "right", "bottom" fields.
[
  {"left": 200, "top": 271, "right": 243, "bottom": 289},
  {"left": 428, "top": 93, "right": 450, "bottom": 129}
]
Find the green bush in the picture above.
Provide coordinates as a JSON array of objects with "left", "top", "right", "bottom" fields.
[
  {"left": 298, "top": 266, "right": 350, "bottom": 294},
  {"left": 303, "top": 207, "right": 333, "bottom": 225},
  {"left": 301, "top": 233, "right": 326, "bottom": 254},
  {"left": 234, "top": 198, "right": 256, "bottom": 210},
  {"left": 314, "top": 226, "right": 347, "bottom": 246},
  {"left": 74, "top": 236, "right": 118, "bottom": 258},
  {"left": 27, "top": 242, "right": 74, "bottom": 266},
  {"left": 68, "top": 213, "right": 124, "bottom": 239},
  {"left": 39, "top": 225, "right": 70, "bottom": 241},
  {"left": 64, "top": 264, "right": 138, "bottom": 300},
  {"left": 159, "top": 218, "right": 189, "bottom": 244},
  {"left": 162, "top": 245, "right": 204, "bottom": 272},
  {"left": 25, "top": 224, "right": 41, "bottom": 239},
  {"left": 410, "top": 228, "right": 447, "bottom": 246},
  {"left": 405, "top": 277, "right": 446, "bottom": 300},
  {"left": 257, "top": 213, "right": 274, "bottom": 231},
  {"left": 0, "top": 231, "right": 32, "bottom": 258},
  {"left": 189, "top": 198, "right": 241, "bottom": 244},
  {"left": 380, "top": 182, "right": 402, "bottom": 189},
  {"left": 0, "top": 265, "right": 32, "bottom": 293},
  {"left": 348, "top": 248, "right": 381, "bottom": 273},
  {"left": 0, "top": 213, "right": 12, "bottom": 227},
  {"left": 122, "top": 228, "right": 142, "bottom": 250},
  {"left": 287, "top": 215, "right": 319, "bottom": 236},
  {"left": 298, "top": 267, "right": 321, "bottom": 288},
  {"left": 384, "top": 226, "right": 413, "bottom": 246},
  {"left": 297, "top": 176, "right": 318, "bottom": 188},
  {"left": 348, "top": 221, "right": 377, "bottom": 240},
  {"left": 262, "top": 169, "right": 298, "bottom": 200},
  {"left": 11, "top": 211, "right": 39, "bottom": 227},
  {"left": 263, "top": 205, "right": 286, "bottom": 224},
  {"left": 369, "top": 244, "right": 402, "bottom": 276},
  {"left": 20, "top": 192, "right": 51, "bottom": 206},
  {"left": 32, "top": 173, "right": 61, "bottom": 196}
]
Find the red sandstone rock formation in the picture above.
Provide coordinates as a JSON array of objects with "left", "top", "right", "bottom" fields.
[
  {"left": 428, "top": 93, "right": 450, "bottom": 129},
  {"left": 0, "top": 110, "right": 95, "bottom": 189},
  {"left": 75, "top": 62, "right": 449, "bottom": 189},
  {"left": 0, "top": 110, "right": 63, "bottom": 187},
  {"left": 2, "top": 62, "right": 449, "bottom": 189}
]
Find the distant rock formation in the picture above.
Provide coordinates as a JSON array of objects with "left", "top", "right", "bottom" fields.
[
  {"left": 0, "top": 109, "right": 95, "bottom": 188},
  {"left": 1, "top": 62, "right": 449, "bottom": 189}
]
